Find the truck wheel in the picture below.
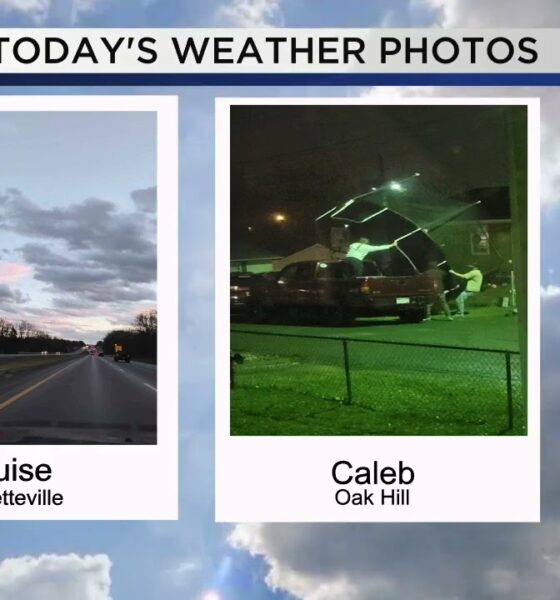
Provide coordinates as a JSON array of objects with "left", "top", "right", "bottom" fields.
[{"left": 399, "top": 309, "right": 425, "bottom": 324}]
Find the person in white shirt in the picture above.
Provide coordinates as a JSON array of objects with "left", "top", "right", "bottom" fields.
[
  {"left": 450, "top": 264, "right": 483, "bottom": 316},
  {"left": 345, "top": 237, "right": 396, "bottom": 276}
]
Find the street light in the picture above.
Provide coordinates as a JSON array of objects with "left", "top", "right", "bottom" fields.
[{"left": 273, "top": 213, "right": 286, "bottom": 223}]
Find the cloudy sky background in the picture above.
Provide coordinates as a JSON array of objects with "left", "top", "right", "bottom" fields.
[
  {"left": 0, "top": 111, "right": 157, "bottom": 343},
  {"left": 0, "top": 1, "right": 557, "bottom": 599}
]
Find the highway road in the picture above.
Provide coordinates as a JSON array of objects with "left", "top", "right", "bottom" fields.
[{"left": 0, "top": 354, "right": 157, "bottom": 444}]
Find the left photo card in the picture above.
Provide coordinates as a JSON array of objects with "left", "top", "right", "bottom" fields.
[{"left": 0, "top": 96, "right": 178, "bottom": 519}]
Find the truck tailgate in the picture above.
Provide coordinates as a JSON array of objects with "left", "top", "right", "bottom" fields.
[{"left": 358, "top": 275, "right": 435, "bottom": 298}]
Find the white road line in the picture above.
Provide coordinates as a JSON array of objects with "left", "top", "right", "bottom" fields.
[{"left": 143, "top": 383, "right": 157, "bottom": 392}]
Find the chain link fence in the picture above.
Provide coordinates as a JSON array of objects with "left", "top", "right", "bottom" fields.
[{"left": 230, "top": 329, "right": 524, "bottom": 436}]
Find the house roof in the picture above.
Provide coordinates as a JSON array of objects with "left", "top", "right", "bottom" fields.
[{"left": 231, "top": 240, "right": 282, "bottom": 261}]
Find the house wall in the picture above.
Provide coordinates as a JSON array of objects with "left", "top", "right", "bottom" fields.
[{"left": 434, "top": 221, "right": 512, "bottom": 282}]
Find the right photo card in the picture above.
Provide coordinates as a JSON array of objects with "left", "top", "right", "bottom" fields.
[{"left": 216, "top": 97, "right": 539, "bottom": 523}]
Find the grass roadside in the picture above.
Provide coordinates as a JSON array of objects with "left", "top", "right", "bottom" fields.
[{"left": 0, "top": 353, "right": 84, "bottom": 379}]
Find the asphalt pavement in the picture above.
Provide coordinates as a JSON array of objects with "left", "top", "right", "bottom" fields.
[{"left": 0, "top": 354, "right": 157, "bottom": 444}]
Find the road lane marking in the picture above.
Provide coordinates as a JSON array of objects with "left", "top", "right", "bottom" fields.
[
  {"left": 0, "top": 358, "right": 85, "bottom": 412},
  {"left": 98, "top": 355, "right": 157, "bottom": 392}
]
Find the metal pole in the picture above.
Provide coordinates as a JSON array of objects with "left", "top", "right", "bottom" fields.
[
  {"left": 426, "top": 200, "right": 482, "bottom": 234},
  {"left": 395, "top": 244, "right": 419, "bottom": 272},
  {"left": 342, "top": 339, "right": 352, "bottom": 405},
  {"left": 510, "top": 261, "right": 518, "bottom": 315},
  {"left": 315, "top": 205, "right": 338, "bottom": 221},
  {"left": 505, "top": 352, "right": 514, "bottom": 432},
  {"left": 360, "top": 206, "right": 388, "bottom": 223},
  {"left": 394, "top": 226, "right": 424, "bottom": 243},
  {"left": 393, "top": 201, "right": 483, "bottom": 245}
]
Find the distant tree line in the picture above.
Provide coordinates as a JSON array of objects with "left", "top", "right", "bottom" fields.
[
  {"left": 102, "top": 309, "right": 157, "bottom": 362},
  {"left": 0, "top": 317, "right": 84, "bottom": 354}
]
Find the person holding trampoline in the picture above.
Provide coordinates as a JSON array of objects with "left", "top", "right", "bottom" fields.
[
  {"left": 345, "top": 237, "right": 396, "bottom": 277},
  {"left": 450, "top": 264, "right": 483, "bottom": 316}
]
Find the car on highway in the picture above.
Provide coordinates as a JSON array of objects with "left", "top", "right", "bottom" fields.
[
  {"left": 243, "top": 259, "right": 436, "bottom": 324},
  {"left": 114, "top": 352, "right": 130, "bottom": 363}
]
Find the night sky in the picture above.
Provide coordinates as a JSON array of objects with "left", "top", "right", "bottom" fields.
[{"left": 230, "top": 104, "right": 518, "bottom": 256}]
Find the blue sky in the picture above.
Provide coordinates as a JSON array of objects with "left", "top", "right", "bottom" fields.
[
  {"left": 0, "top": 110, "right": 157, "bottom": 342},
  {"left": 0, "top": 1, "right": 558, "bottom": 600}
]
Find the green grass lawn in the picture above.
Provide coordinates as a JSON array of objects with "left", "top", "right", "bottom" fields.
[
  {"left": 232, "top": 306, "right": 520, "bottom": 351},
  {"left": 230, "top": 306, "right": 525, "bottom": 436}
]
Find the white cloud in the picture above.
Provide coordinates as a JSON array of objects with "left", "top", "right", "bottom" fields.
[
  {"left": 419, "top": 0, "right": 560, "bottom": 27},
  {"left": 0, "top": 554, "right": 111, "bottom": 600},
  {"left": 0, "top": 0, "right": 103, "bottom": 24},
  {"left": 228, "top": 524, "right": 355, "bottom": 599},
  {"left": 165, "top": 558, "right": 201, "bottom": 587},
  {"left": 215, "top": 0, "right": 283, "bottom": 27},
  {"left": 0, "top": 0, "right": 49, "bottom": 21},
  {"left": 541, "top": 285, "right": 560, "bottom": 299},
  {"left": 230, "top": 521, "right": 560, "bottom": 600},
  {"left": 484, "top": 567, "right": 520, "bottom": 595}
]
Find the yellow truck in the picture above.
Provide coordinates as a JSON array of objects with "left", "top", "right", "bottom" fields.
[{"left": 113, "top": 343, "right": 131, "bottom": 363}]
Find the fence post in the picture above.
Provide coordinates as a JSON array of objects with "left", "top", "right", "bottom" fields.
[
  {"left": 342, "top": 339, "right": 352, "bottom": 405},
  {"left": 505, "top": 352, "right": 513, "bottom": 432}
]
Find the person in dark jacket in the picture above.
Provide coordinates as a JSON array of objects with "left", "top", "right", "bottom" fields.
[{"left": 424, "top": 261, "right": 453, "bottom": 321}]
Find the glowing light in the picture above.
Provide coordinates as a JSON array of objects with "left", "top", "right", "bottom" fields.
[
  {"left": 201, "top": 592, "right": 221, "bottom": 600},
  {"left": 273, "top": 213, "right": 286, "bottom": 223},
  {"left": 389, "top": 181, "right": 404, "bottom": 192},
  {"left": 414, "top": 172, "right": 421, "bottom": 176}
]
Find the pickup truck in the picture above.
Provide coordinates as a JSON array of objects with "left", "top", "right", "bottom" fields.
[{"left": 246, "top": 260, "right": 436, "bottom": 324}]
